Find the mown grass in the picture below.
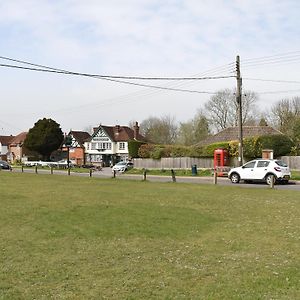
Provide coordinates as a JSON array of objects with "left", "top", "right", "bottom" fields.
[
  {"left": 0, "top": 172, "right": 299, "bottom": 299},
  {"left": 127, "top": 168, "right": 212, "bottom": 177}
]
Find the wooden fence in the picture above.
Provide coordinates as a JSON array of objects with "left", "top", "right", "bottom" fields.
[
  {"left": 132, "top": 157, "right": 214, "bottom": 169},
  {"left": 280, "top": 156, "right": 300, "bottom": 170},
  {"left": 133, "top": 156, "right": 300, "bottom": 170}
]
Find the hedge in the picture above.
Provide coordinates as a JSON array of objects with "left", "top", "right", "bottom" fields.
[{"left": 135, "top": 134, "right": 294, "bottom": 159}]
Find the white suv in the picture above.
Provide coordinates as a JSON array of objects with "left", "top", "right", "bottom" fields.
[{"left": 228, "top": 159, "right": 291, "bottom": 185}]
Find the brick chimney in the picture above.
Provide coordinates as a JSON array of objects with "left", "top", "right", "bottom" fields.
[
  {"left": 114, "top": 125, "right": 121, "bottom": 137},
  {"left": 133, "top": 121, "right": 139, "bottom": 140}
]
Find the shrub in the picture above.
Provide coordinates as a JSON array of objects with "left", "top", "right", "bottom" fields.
[
  {"left": 257, "top": 134, "right": 294, "bottom": 157},
  {"left": 128, "top": 140, "right": 146, "bottom": 158},
  {"left": 138, "top": 144, "right": 155, "bottom": 158},
  {"left": 201, "top": 142, "right": 230, "bottom": 157}
]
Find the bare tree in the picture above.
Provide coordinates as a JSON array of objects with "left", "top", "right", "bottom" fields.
[
  {"left": 204, "top": 88, "right": 258, "bottom": 131},
  {"left": 271, "top": 97, "right": 300, "bottom": 136},
  {"left": 140, "top": 115, "right": 178, "bottom": 144}
]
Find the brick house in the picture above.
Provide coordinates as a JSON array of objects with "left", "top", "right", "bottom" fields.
[
  {"left": 62, "top": 131, "right": 91, "bottom": 166},
  {"left": 8, "top": 132, "right": 28, "bottom": 162},
  {"left": 85, "top": 122, "right": 146, "bottom": 166},
  {"left": 198, "top": 126, "right": 282, "bottom": 146},
  {"left": 0, "top": 135, "right": 15, "bottom": 160}
]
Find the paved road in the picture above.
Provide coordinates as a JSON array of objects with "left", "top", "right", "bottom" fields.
[{"left": 8, "top": 167, "right": 300, "bottom": 191}]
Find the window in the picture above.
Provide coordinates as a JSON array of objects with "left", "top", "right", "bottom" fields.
[
  {"left": 91, "top": 143, "right": 97, "bottom": 150},
  {"left": 257, "top": 161, "right": 270, "bottom": 168},
  {"left": 119, "top": 142, "right": 125, "bottom": 150},
  {"left": 243, "top": 161, "right": 256, "bottom": 168}
]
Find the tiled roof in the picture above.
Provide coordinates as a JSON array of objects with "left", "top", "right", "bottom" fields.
[
  {"left": 0, "top": 135, "right": 15, "bottom": 145},
  {"left": 9, "top": 132, "right": 28, "bottom": 145},
  {"left": 71, "top": 131, "right": 91, "bottom": 146},
  {"left": 198, "top": 126, "right": 282, "bottom": 146},
  {"left": 91, "top": 124, "right": 147, "bottom": 142}
]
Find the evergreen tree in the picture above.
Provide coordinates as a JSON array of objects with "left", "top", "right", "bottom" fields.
[{"left": 24, "top": 118, "right": 64, "bottom": 160}]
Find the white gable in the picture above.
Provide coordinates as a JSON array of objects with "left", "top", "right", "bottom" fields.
[{"left": 91, "top": 127, "right": 112, "bottom": 142}]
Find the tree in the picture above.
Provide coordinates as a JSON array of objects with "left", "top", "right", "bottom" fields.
[
  {"left": 271, "top": 97, "right": 300, "bottom": 137},
  {"left": 204, "top": 88, "right": 258, "bottom": 131},
  {"left": 139, "top": 115, "right": 178, "bottom": 144},
  {"left": 177, "top": 110, "right": 210, "bottom": 145},
  {"left": 24, "top": 118, "right": 64, "bottom": 160}
]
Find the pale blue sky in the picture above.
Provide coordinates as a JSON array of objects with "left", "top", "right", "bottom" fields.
[{"left": 1, "top": 0, "right": 300, "bottom": 134}]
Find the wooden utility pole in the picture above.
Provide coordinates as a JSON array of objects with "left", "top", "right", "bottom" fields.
[{"left": 236, "top": 55, "right": 243, "bottom": 166}]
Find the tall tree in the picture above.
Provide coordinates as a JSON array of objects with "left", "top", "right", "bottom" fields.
[
  {"left": 24, "top": 118, "right": 64, "bottom": 160},
  {"left": 140, "top": 115, "right": 178, "bottom": 144},
  {"left": 271, "top": 97, "right": 300, "bottom": 137},
  {"left": 204, "top": 88, "right": 258, "bottom": 131},
  {"left": 178, "top": 110, "right": 210, "bottom": 145}
]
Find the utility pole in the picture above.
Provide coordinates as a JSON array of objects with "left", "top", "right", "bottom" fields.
[{"left": 236, "top": 55, "right": 243, "bottom": 166}]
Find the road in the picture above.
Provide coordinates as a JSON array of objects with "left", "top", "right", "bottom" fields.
[{"left": 7, "top": 167, "right": 300, "bottom": 191}]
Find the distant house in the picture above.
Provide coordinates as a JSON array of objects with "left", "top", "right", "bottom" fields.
[
  {"left": 85, "top": 122, "right": 146, "bottom": 166},
  {"left": 61, "top": 130, "right": 91, "bottom": 166},
  {"left": 0, "top": 135, "right": 15, "bottom": 160},
  {"left": 198, "top": 126, "right": 282, "bottom": 146},
  {"left": 8, "top": 132, "right": 28, "bottom": 162}
]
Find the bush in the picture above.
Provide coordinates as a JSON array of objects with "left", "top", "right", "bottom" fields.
[
  {"left": 128, "top": 140, "right": 146, "bottom": 158},
  {"left": 201, "top": 142, "right": 230, "bottom": 157},
  {"left": 138, "top": 144, "right": 155, "bottom": 158},
  {"left": 257, "top": 134, "right": 294, "bottom": 157}
]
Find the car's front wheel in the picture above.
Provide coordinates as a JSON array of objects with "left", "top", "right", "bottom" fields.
[{"left": 230, "top": 173, "right": 240, "bottom": 184}]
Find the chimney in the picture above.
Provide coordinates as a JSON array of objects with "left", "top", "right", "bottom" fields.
[
  {"left": 133, "top": 121, "right": 139, "bottom": 140},
  {"left": 114, "top": 125, "right": 121, "bottom": 137}
]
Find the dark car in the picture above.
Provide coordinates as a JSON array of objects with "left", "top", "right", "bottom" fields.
[{"left": 0, "top": 160, "right": 12, "bottom": 170}]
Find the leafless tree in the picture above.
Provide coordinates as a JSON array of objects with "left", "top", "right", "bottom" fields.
[
  {"left": 140, "top": 115, "right": 178, "bottom": 144},
  {"left": 271, "top": 97, "right": 300, "bottom": 136},
  {"left": 204, "top": 88, "right": 258, "bottom": 131}
]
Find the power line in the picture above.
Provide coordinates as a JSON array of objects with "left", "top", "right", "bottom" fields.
[
  {"left": 0, "top": 55, "right": 234, "bottom": 80},
  {"left": 244, "top": 77, "right": 300, "bottom": 84},
  {"left": 257, "top": 89, "right": 300, "bottom": 94},
  {"left": 0, "top": 63, "right": 219, "bottom": 94},
  {"left": 243, "top": 50, "right": 300, "bottom": 63}
]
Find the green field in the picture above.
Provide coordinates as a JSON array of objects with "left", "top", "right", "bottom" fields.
[{"left": 0, "top": 172, "right": 299, "bottom": 299}]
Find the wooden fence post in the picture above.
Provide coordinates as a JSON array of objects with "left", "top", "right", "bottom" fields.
[
  {"left": 171, "top": 169, "right": 176, "bottom": 182},
  {"left": 213, "top": 169, "right": 218, "bottom": 185},
  {"left": 270, "top": 175, "right": 275, "bottom": 189},
  {"left": 89, "top": 169, "right": 92, "bottom": 177},
  {"left": 35, "top": 165, "right": 38, "bottom": 174}
]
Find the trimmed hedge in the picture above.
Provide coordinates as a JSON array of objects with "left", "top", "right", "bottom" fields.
[{"left": 136, "top": 134, "right": 294, "bottom": 159}]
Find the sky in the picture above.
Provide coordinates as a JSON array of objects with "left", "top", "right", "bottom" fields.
[{"left": 1, "top": 0, "right": 300, "bottom": 135}]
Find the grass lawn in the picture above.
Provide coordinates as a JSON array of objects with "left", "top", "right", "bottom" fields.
[{"left": 0, "top": 172, "right": 299, "bottom": 299}]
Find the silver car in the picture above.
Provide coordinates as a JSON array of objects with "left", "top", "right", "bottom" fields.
[{"left": 228, "top": 159, "right": 291, "bottom": 185}]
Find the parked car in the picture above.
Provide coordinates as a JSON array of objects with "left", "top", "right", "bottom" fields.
[
  {"left": 0, "top": 160, "right": 12, "bottom": 170},
  {"left": 112, "top": 161, "right": 133, "bottom": 172},
  {"left": 228, "top": 159, "right": 291, "bottom": 185}
]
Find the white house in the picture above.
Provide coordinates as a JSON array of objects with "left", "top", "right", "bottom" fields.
[{"left": 84, "top": 122, "right": 146, "bottom": 166}]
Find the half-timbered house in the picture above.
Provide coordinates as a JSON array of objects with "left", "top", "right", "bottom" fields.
[{"left": 84, "top": 122, "right": 146, "bottom": 166}]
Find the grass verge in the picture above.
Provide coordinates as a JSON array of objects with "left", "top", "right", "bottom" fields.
[{"left": 0, "top": 172, "right": 299, "bottom": 299}]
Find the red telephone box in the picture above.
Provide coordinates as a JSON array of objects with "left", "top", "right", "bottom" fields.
[{"left": 214, "top": 148, "right": 229, "bottom": 176}]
